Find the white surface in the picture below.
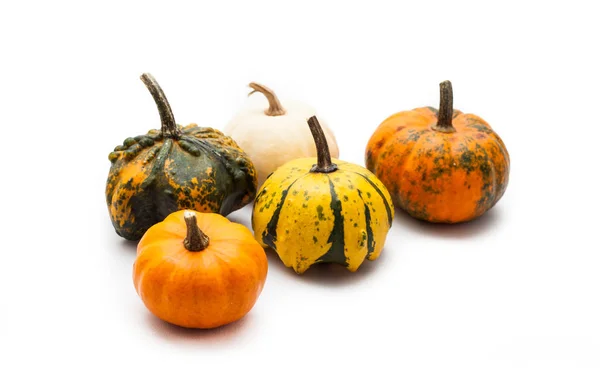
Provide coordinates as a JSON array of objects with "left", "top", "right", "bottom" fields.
[
  {"left": 2, "top": 1, "right": 599, "bottom": 382},
  {"left": 223, "top": 96, "right": 339, "bottom": 186}
]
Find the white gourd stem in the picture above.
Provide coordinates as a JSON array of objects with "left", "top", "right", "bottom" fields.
[{"left": 248, "top": 82, "right": 286, "bottom": 116}]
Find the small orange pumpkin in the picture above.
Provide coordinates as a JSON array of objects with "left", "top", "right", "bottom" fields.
[
  {"left": 133, "top": 210, "right": 268, "bottom": 329},
  {"left": 365, "top": 81, "right": 510, "bottom": 223}
]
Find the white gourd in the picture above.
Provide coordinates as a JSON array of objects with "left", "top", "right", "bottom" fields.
[{"left": 223, "top": 83, "right": 339, "bottom": 187}]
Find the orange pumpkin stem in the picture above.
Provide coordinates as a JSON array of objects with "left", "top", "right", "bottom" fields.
[
  {"left": 248, "top": 82, "right": 286, "bottom": 116},
  {"left": 183, "top": 211, "right": 210, "bottom": 252},
  {"left": 434, "top": 80, "right": 456, "bottom": 133},
  {"left": 307, "top": 116, "right": 338, "bottom": 173},
  {"left": 140, "top": 73, "right": 181, "bottom": 138}
]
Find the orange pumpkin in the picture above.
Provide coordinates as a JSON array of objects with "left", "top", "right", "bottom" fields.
[
  {"left": 365, "top": 81, "right": 510, "bottom": 223},
  {"left": 133, "top": 210, "right": 268, "bottom": 329}
]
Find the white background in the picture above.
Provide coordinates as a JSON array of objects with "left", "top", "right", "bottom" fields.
[{"left": 2, "top": 1, "right": 599, "bottom": 382}]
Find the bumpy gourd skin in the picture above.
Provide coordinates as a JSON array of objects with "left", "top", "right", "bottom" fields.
[
  {"left": 106, "top": 124, "right": 257, "bottom": 240},
  {"left": 365, "top": 107, "right": 509, "bottom": 223},
  {"left": 252, "top": 157, "right": 394, "bottom": 274}
]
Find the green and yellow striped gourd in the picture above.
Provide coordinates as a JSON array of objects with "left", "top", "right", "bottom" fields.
[{"left": 252, "top": 116, "right": 394, "bottom": 274}]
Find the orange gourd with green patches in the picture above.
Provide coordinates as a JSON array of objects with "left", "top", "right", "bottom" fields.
[
  {"left": 134, "top": 210, "right": 268, "bottom": 329},
  {"left": 365, "top": 81, "right": 510, "bottom": 223},
  {"left": 106, "top": 74, "right": 257, "bottom": 240}
]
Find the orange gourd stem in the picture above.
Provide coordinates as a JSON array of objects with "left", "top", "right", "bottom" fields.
[
  {"left": 307, "top": 116, "right": 338, "bottom": 173},
  {"left": 183, "top": 211, "right": 210, "bottom": 251},
  {"left": 434, "top": 80, "right": 457, "bottom": 133},
  {"left": 140, "top": 73, "right": 181, "bottom": 138},
  {"left": 248, "top": 82, "right": 286, "bottom": 116}
]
